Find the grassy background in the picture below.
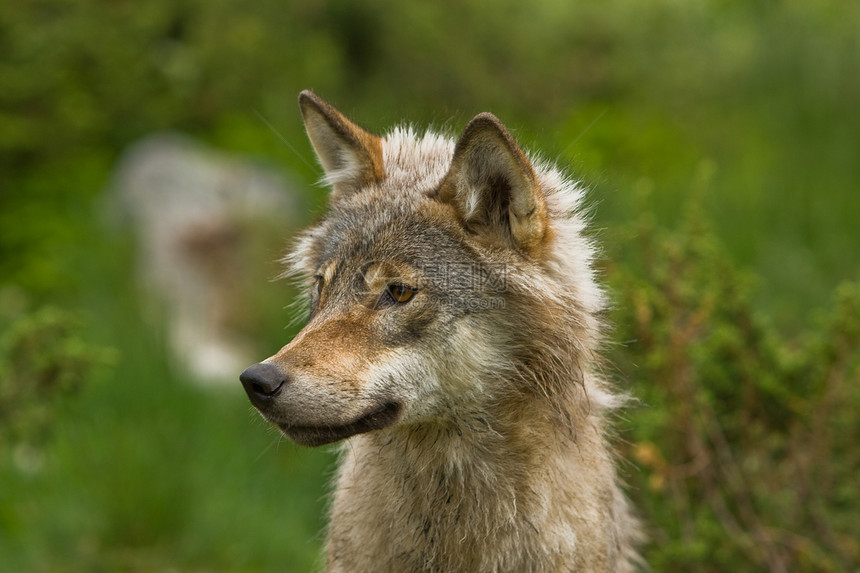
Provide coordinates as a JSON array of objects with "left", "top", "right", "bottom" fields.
[{"left": 1, "top": 0, "right": 858, "bottom": 570}]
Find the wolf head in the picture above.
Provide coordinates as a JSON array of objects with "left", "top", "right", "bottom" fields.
[{"left": 240, "top": 91, "right": 605, "bottom": 447}]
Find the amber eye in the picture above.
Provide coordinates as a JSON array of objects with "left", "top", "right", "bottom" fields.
[{"left": 387, "top": 283, "right": 416, "bottom": 304}]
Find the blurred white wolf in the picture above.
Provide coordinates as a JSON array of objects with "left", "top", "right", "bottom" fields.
[
  {"left": 111, "top": 133, "right": 295, "bottom": 382},
  {"left": 241, "top": 91, "right": 642, "bottom": 572}
]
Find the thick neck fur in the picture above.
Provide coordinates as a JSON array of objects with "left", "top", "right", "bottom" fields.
[
  {"left": 327, "top": 389, "right": 631, "bottom": 573},
  {"left": 326, "top": 305, "right": 637, "bottom": 572}
]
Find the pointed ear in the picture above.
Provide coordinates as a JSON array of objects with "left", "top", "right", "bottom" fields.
[
  {"left": 438, "top": 113, "right": 548, "bottom": 251},
  {"left": 298, "top": 90, "right": 385, "bottom": 198}
]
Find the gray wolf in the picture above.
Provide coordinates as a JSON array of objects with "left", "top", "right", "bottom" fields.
[{"left": 240, "top": 91, "right": 642, "bottom": 571}]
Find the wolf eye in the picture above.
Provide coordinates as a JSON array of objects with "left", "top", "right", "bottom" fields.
[
  {"left": 313, "top": 275, "right": 324, "bottom": 296},
  {"left": 387, "top": 283, "right": 416, "bottom": 304}
]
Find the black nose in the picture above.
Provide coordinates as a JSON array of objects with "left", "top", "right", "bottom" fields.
[{"left": 240, "top": 362, "right": 287, "bottom": 402}]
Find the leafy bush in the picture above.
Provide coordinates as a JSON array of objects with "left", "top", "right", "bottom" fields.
[
  {"left": 610, "top": 199, "right": 860, "bottom": 571},
  {"left": 0, "top": 306, "right": 114, "bottom": 450}
]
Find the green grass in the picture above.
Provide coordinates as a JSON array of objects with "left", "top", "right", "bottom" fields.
[
  {"left": 2, "top": 387, "right": 333, "bottom": 571},
  {"left": 1, "top": 341, "right": 334, "bottom": 571}
]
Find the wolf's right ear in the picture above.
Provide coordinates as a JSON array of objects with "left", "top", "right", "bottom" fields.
[{"left": 299, "top": 90, "right": 385, "bottom": 199}]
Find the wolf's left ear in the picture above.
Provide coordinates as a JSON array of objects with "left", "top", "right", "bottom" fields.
[
  {"left": 299, "top": 90, "right": 385, "bottom": 199},
  {"left": 438, "top": 113, "right": 548, "bottom": 252}
]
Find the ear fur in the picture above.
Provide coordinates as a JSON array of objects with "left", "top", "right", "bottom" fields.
[
  {"left": 438, "top": 113, "right": 548, "bottom": 252},
  {"left": 298, "top": 90, "right": 385, "bottom": 198}
]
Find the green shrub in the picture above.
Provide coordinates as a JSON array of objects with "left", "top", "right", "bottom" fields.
[
  {"left": 0, "top": 306, "right": 114, "bottom": 449},
  {"left": 610, "top": 199, "right": 860, "bottom": 571}
]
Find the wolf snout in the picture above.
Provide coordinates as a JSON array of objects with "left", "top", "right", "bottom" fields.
[{"left": 240, "top": 362, "right": 288, "bottom": 404}]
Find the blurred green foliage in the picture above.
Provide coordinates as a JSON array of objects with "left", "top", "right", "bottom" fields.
[
  {"left": 0, "top": 306, "right": 114, "bottom": 449},
  {"left": 610, "top": 199, "right": 860, "bottom": 570},
  {"left": 1, "top": 0, "right": 858, "bottom": 571}
]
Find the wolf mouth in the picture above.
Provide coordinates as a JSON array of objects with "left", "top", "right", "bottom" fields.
[{"left": 279, "top": 402, "right": 402, "bottom": 447}]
